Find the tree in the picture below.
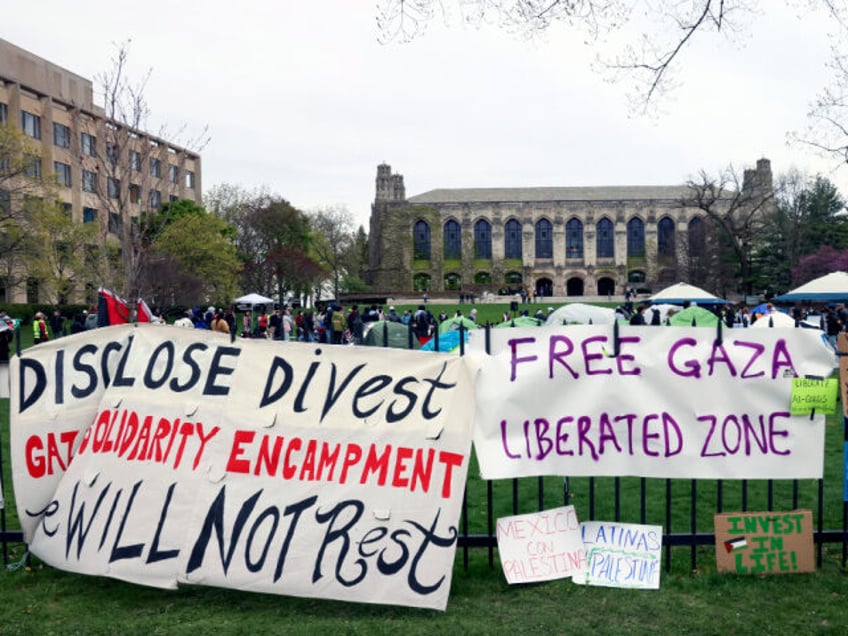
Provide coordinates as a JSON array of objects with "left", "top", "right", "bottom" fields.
[
  {"left": 145, "top": 212, "right": 240, "bottom": 307},
  {"left": 309, "top": 206, "right": 358, "bottom": 299},
  {"left": 89, "top": 41, "right": 208, "bottom": 300},
  {"left": 792, "top": 245, "right": 848, "bottom": 286},
  {"left": 25, "top": 199, "right": 100, "bottom": 305},
  {"left": 681, "top": 163, "right": 775, "bottom": 296}
]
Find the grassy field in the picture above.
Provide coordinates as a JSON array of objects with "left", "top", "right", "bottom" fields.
[{"left": 1, "top": 308, "right": 847, "bottom": 634}]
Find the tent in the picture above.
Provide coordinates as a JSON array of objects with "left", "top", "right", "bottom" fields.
[
  {"left": 438, "top": 316, "right": 479, "bottom": 334},
  {"left": 420, "top": 329, "right": 468, "bottom": 352},
  {"left": 545, "top": 303, "right": 616, "bottom": 326},
  {"left": 648, "top": 282, "right": 727, "bottom": 305},
  {"left": 362, "top": 320, "right": 420, "bottom": 349},
  {"left": 750, "top": 311, "right": 798, "bottom": 329},
  {"left": 667, "top": 305, "right": 720, "bottom": 327},
  {"left": 234, "top": 292, "right": 274, "bottom": 307},
  {"left": 495, "top": 316, "right": 544, "bottom": 328},
  {"left": 772, "top": 271, "right": 848, "bottom": 302}
]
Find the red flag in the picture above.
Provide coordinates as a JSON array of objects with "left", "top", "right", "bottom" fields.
[
  {"left": 137, "top": 298, "right": 154, "bottom": 323},
  {"left": 97, "top": 287, "right": 130, "bottom": 326}
]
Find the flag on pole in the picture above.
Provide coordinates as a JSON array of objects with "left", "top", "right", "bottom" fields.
[
  {"left": 97, "top": 287, "right": 130, "bottom": 327},
  {"left": 136, "top": 298, "right": 154, "bottom": 323}
]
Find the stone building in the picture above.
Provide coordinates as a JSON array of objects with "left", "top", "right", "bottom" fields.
[
  {"left": 367, "top": 159, "right": 773, "bottom": 298},
  {"left": 0, "top": 38, "right": 202, "bottom": 303}
]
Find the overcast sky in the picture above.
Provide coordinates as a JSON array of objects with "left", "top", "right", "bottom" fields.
[{"left": 3, "top": 2, "right": 845, "bottom": 228}]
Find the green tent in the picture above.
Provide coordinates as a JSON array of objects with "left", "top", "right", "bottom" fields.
[
  {"left": 495, "top": 316, "right": 544, "bottom": 328},
  {"left": 362, "top": 320, "right": 420, "bottom": 349},
  {"left": 667, "top": 306, "right": 719, "bottom": 327},
  {"left": 438, "top": 316, "right": 479, "bottom": 334}
]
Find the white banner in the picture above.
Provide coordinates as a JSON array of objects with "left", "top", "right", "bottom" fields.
[
  {"left": 10, "top": 325, "right": 478, "bottom": 610},
  {"left": 470, "top": 325, "right": 834, "bottom": 479}
]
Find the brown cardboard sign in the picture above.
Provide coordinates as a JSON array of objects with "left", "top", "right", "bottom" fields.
[{"left": 714, "top": 510, "right": 814, "bottom": 574}]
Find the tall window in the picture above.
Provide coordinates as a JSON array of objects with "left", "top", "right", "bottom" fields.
[
  {"left": 24, "top": 156, "right": 41, "bottom": 178},
  {"left": 21, "top": 111, "right": 41, "bottom": 139},
  {"left": 0, "top": 189, "right": 10, "bottom": 216},
  {"left": 149, "top": 189, "right": 161, "bottom": 208},
  {"left": 0, "top": 103, "right": 7, "bottom": 124},
  {"left": 413, "top": 220, "right": 430, "bottom": 260},
  {"left": 474, "top": 219, "right": 492, "bottom": 259},
  {"left": 108, "top": 177, "right": 121, "bottom": 199},
  {"left": 566, "top": 218, "right": 583, "bottom": 258},
  {"left": 129, "top": 183, "right": 141, "bottom": 204},
  {"left": 107, "top": 142, "right": 119, "bottom": 165},
  {"left": 535, "top": 218, "right": 553, "bottom": 258},
  {"left": 168, "top": 164, "right": 179, "bottom": 184},
  {"left": 83, "top": 207, "right": 97, "bottom": 223},
  {"left": 627, "top": 217, "right": 645, "bottom": 258},
  {"left": 688, "top": 217, "right": 705, "bottom": 256},
  {"left": 82, "top": 170, "right": 97, "bottom": 193},
  {"left": 54, "top": 162, "right": 71, "bottom": 187},
  {"left": 130, "top": 150, "right": 142, "bottom": 171},
  {"left": 596, "top": 218, "right": 614, "bottom": 258},
  {"left": 81, "top": 132, "right": 96, "bottom": 157},
  {"left": 444, "top": 220, "right": 461, "bottom": 260},
  {"left": 185, "top": 170, "right": 195, "bottom": 189},
  {"left": 53, "top": 123, "right": 71, "bottom": 148},
  {"left": 504, "top": 219, "right": 522, "bottom": 259},
  {"left": 658, "top": 217, "right": 676, "bottom": 257},
  {"left": 150, "top": 157, "right": 161, "bottom": 177}
]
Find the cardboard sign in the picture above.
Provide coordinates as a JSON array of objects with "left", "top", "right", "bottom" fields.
[
  {"left": 496, "top": 506, "right": 587, "bottom": 584},
  {"left": 714, "top": 510, "right": 814, "bottom": 574},
  {"left": 10, "top": 325, "right": 478, "bottom": 610},
  {"left": 470, "top": 325, "right": 834, "bottom": 480},
  {"left": 576, "top": 521, "right": 662, "bottom": 589}
]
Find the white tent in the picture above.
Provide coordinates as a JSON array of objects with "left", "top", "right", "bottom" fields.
[
  {"left": 750, "top": 311, "right": 798, "bottom": 328},
  {"left": 234, "top": 292, "right": 274, "bottom": 308},
  {"left": 773, "top": 271, "right": 848, "bottom": 302},
  {"left": 648, "top": 282, "right": 727, "bottom": 305},
  {"left": 545, "top": 303, "right": 616, "bottom": 325}
]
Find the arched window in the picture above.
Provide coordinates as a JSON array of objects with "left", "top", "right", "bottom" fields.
[
  {"left": 535, "top": 218, "right": 553, "bottom": 258},
  {"left": 444, "top": 220, "right": 461, "bottom": 260},
  {"left": 444, "top": 272, "right": 461, "bottom": 290},
  {"left": 474, "top": 219, "right": 492, "bottom": 259},
  {"left": 658, "top": 217, "right": 676, "bottom": 257},
  {"left": 413, "top": 220, "right": 430, "bottom": 260},
  {"left": 688, "top": 217, "right": 705, "bottom": 256},
  {"left": 627, "top": 217, "right": 645, "bottom": 258},
  {"left": 504, "top": 219, "right": 522, "bottom": 259},
  {"left": 596, "top": 218, "right": 614, "bottom": 258},
  {"left": 413, "top": 273, "right": 431, "bottom": 291},
  {"left": 566, "top": 218, "right": 583, "bottom": 259}
]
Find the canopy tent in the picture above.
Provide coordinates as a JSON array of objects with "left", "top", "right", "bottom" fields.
[
  {"left": 772, "top": 271, "right": 848, "bottom": 302},
  {"left": 233, "top": 294, "right": 274, "bottom": 307},
  {"left": 362, "top": 320, "right": 420, "bottom": 349},
  {"left": 648, "top": 282, "right": 727, "bottom": 305},
  {"left": 667, "top": 305, "right": 720, "bottom": 327},
  {"left": 545, "top": 303, "right": 616, "bottom": 326}
]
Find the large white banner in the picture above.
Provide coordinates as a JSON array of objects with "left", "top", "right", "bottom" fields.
[
  {"left": 10, "top": 325, "right": 478, "bottom": 610},
  {"left": 469, "top": 325, "right": 834, "bottom": 479}
]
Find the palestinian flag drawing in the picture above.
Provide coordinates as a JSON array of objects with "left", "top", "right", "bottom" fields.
[{"left": 724, "top": 536, "right": 747, "bottom": 553}]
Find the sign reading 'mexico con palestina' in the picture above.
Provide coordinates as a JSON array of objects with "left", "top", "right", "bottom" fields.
[
  {"left": 469, "top": 325, "right": 834, "bottom": 480},
  {"left": 11, "top": 325, "right": 478, "bottom": 610}
]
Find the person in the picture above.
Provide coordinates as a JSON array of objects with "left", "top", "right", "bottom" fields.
[
  {"left": 33, "top": 312, "right": 50, "bottom": 344},
  {"left": 242, "top": 311, "right": 252, "bottom": 337},
  {"left": 347, "top": 304, "right": 364, "bottom": 344},
  {"left": 256, "top": 310, "right": 269, "bottom": 338},
  {"left": 413, "top": 305, "right": 432, "bottom": 345},
  {"left": 386, "top": 306, "right": 402, "bottom": 323},
  {"left": 269, "top": 309, "right": 282, "bottom": 340},
  {"left": 84, "top": 309, "right": 98, "bottom": 330},
  {"left": 211, "top": 311, "right": 230, "bottom": 335},
  {"left": 331, "top": 304, "right": 346, "bottom": 344},
  {"left": 469, "top": 308, "right": 478, "bottom": 322},
  {"left": 50, "top": 309, "right": 66, "bottom": 338},
  {"left": 650, "top": 306, "right": 661, "bottom": 326},
  {"left": 629, "top": 305, "right": 647, "bottom": 325},
  {"left": 70, "top": 312, "right": 86, "bottom": 334}
]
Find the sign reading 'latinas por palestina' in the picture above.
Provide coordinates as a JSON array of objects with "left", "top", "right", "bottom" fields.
[
  {"left": 469, "top": 325, "right": 834, "bottom": 480},
  {"left": 10, "top": 325, "right": 478, "bottom": 610}
]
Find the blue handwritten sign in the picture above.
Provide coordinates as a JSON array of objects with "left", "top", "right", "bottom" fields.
[{"left": 576, "top": 521, "right": 662, "bottom": 589}]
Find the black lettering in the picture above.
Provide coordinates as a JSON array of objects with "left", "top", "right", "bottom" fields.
[{"left": 204, "top": 346, "right": 240, "bottom": 396}]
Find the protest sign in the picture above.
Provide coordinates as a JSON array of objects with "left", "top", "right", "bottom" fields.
[
  {"left": 790, "top": 377, "right": 837, "bottom": 415},
  {"left": 714, "top": 510, "right": 814, "bottom": 574},
  {"left": 576, "top": 521, "right": 662, "bottom": 589},
  {"left": 10, "top": 325, "right": 478, "bottom": 610},
  {"left": 469, "top": 325, "right": 833, "bottom": 479},
  {"left": 495, "top": 505, "right": 586, "bottom": 584}
]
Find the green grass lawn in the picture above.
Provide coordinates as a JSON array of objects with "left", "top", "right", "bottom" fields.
[{"left": 1, "top": 313, "right": 847, "bottom": 634}]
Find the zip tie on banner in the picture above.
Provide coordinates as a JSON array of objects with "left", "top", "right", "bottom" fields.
[{"left": 6, "top": 549, "right": 30, "bottom": 572}]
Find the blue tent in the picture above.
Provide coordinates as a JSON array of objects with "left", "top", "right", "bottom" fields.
[{"left": 420, "top": 329, "right": 468, "bottom": 352}]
